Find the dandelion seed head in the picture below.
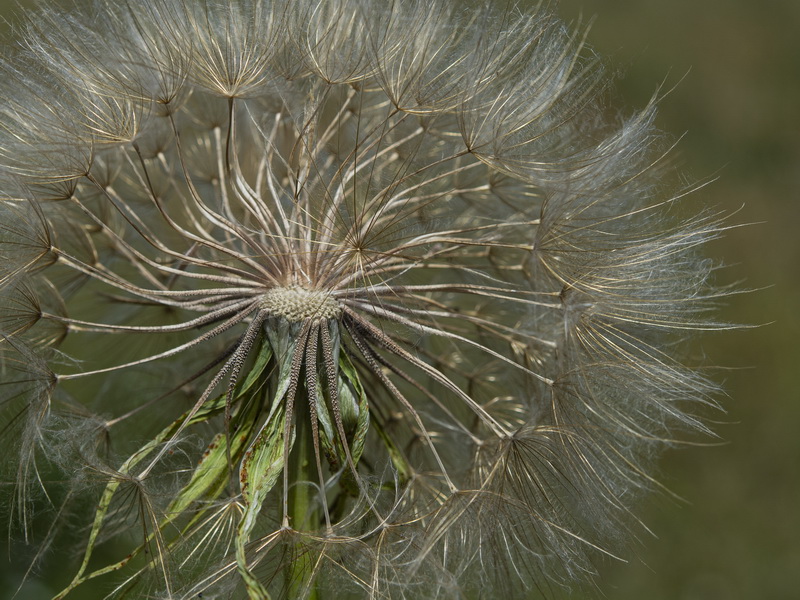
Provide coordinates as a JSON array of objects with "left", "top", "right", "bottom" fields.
[{"left": 0, "top": 0, "right": 735, "bottom": 597}]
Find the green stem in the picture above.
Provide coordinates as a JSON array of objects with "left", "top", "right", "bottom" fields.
[{"left": 287, "top": 398, "right": 320, "bottom": 600}]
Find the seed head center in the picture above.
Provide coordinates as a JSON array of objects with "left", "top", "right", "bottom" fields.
[{"left": 262, "top": 285, "right": 341, "bottom": 322}]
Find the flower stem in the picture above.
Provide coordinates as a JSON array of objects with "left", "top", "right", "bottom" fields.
[{"left": 287, "top": 396, "right": 320, "bottom": 600}]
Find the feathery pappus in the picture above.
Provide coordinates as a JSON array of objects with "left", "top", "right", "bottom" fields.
[{"left": 0, "top": 0, "right": 732, "bottom": 598}]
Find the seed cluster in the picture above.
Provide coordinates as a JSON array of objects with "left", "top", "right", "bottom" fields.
[{"left": 262, "top": 286, "right": 342, "bottom": 322}]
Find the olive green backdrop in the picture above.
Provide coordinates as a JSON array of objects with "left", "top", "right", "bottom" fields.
[
  {"left": 555, "top": 2, "right": 800, "bottom": 599},
  {"left": 1, "top": 0, "right": 797, "bottom": 599}
]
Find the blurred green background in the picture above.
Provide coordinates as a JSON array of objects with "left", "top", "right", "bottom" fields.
[
  {"left": 1, "top": 0, "right": 797, "bottom": 598},
  {"left": 558, "top": 2, "right": 800, "bottom": 599}
]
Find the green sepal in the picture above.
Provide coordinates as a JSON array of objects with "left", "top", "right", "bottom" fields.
[
  {"left": 235, "top": 318, "right": 302, "bottom": 599},
  {"left": 336, "top": 348, "right": 369, "bottom": 494},
  {"left": 55, "top": 335, "right": 274, "bottom": 599},
  {"left": 165, "top": 338, "right": 274, "bottom": 521},
  {"left": 235, "top": 400, "right": 287, "bottom": 600}
]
